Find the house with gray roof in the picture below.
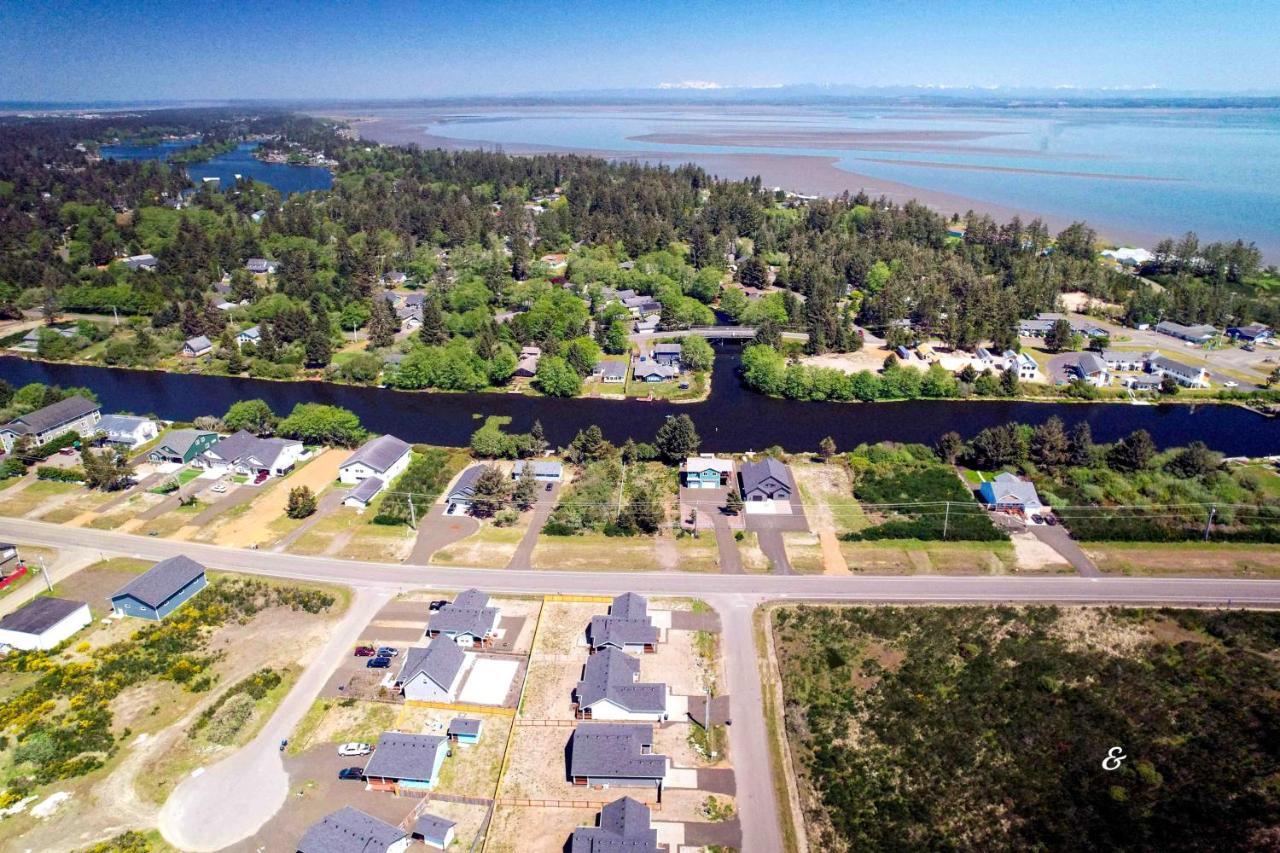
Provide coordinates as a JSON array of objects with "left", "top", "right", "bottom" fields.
[
  {"left": 0, "top": 394, "right": 101, "bottom": 454},
  {"left": 397, "top": 637, "right": 467, "bottom": 702},
  {"left": 146, "top": 429, "right": 218, "bottom": 465},
  {"left": 633, "top": 360, "right": 679, "bottom": 383},
  {"left": 121, "top": 253, "right": 157, "bottom": 271},
  {"left": 0, "top": 597, "right": 91, "bottom": 651},
  {"left": 245, "top": 258, "right": 279, "bottom": 275},
  {"left": 1102, "top": 350, "right": 1145, "bottom": 373},
  {"left": 362, "top": 732, "right": 448, "bottom": 793},
  {"left": 446, "top": 718, "right": 482, "bottom": 745},
  {"left": 296, "top": 806, "right": 409, "bottom": 853},
  {"left": 110, "top": 555, "right": 207, "bottom": 621},
  {"left": 1071, "top": 352, "right": 1111, "bottom": 386},
  {"left": 182, "top": 335, "right": 212, "bottom": 358},
  {"left": 426, "top": 588, "right": 500, "bottom": 647},
  {"left": 236, "top": 325, "right": 261, "bottom": 346},
  {"left": 343, "top": 476, "right": 385, "bottom": 511},
  {"left": 979, "top": 472, "right": 1045, "bottom": 514},
  {"left": 413, "top": 813, "right": 457, "bottom": 850},
  {"left": 570, "top": 797, "right": 660, "bottom": 853},
  {"left": 739, "top": 457, "right": 795, "bottom": 504},
  {"left": 1146, "top": 353, "right": 1210, "bottom": 388},
  {"left": 511, "top": 460, "right": 563, "bottom": 482},
  {"left": 339, "top": 435, "right": 411, "bottom": 486},
  {"left": 569, "top": 723, "right": 667, "bottom": 788},
  {"left": 1155, "top": 319, "right": 1218, "bottom": 344},
  {"left": 447, "top": 465, "right": 485, "bottom": 509},
  {"left": 574, "top": 648, "right": 668, "bottom": 721},
  {"left": 588, "top": 593, "right": 659, "bottom": 654},
  {"left": 652, "top": 343, "right": 682, "bottom": 367},
  {"left": 593, "top": 361, "right": 627, "bottom": 384},
  {"left": 96, "top": 414, "right": 159, "bottom": 449},
  {"left": 197, "top": 430, "right": 304, "bottom": 479}
]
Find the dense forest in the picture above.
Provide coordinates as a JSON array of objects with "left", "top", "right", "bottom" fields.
[{"left": 0, "top": 107, "right": 1276, "bottom": 398}]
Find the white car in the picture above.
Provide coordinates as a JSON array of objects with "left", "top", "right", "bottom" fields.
[
  {"left": 210, "top": 482, "right": 228, "bottom": 493},
  {"left": 337, "top": 742, "right": 371, "bottom": 757},
  {"left": 1223, "top": 380, "right": 1239, "bottom": 388}
]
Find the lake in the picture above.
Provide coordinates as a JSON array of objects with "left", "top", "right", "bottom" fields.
[
  {"left": 101, "top": 141, "right": 332, "bottom": 196},
  {"left": 3, "top": 352, "right": 1278, "bottom": 456}
]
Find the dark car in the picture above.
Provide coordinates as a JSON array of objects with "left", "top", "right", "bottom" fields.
[
  {"left": 338, "top": 767, "right": 364, "bottom": 781},
  {"left": 545, "top": 482, "right": 553, "bottom": 491},
  {"left": 428, "top": 600, "right": 448, "bottom": 612},
  {"left": 376, "top": 646, "right": 398, "bottom": 658},
  {"left": 1045, "top": 515, "right": 1058, "bottom": 526},
  {"left": 353, "top": 646, "right": 377, "bottom": 657},
  {"left": 1030, "top": 514, "right": 1043, "bottom": 525},
  {"left": 366, "top": 656, "right": 392, "bottom": 669}
]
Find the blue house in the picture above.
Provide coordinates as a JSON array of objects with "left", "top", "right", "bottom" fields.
[
  {"left": 979, "top": 472, "right": 1045, "bottom": 513},
  {"left": 362, "top": 732, "right": 448, "bottom": 793},
  {"left": 447, "top": 717, "right": 482, "bottom": 745},
  {"left": 109, "top": 555, "right": 208, "bottom": 621}
]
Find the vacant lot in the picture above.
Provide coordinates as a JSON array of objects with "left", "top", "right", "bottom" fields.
[
  {"left": 773, "top": 605, "right": 1280, "bottom": 852},
  {"left": 432, "top": 520, "right": 525, "bottom": 567},
  {"left": 1087, "top": 541, "right": 1280, "bottom": 577},
  {"left": 288, "top": 508, "right": 415, "bottom": 560},
  {"left": 838, "top": 539, "right": 1016, "bottom": 573}
]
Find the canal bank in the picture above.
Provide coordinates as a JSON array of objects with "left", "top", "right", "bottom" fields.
[{"left": 2, "top": 353, "right": 1278, "bottom": 456}]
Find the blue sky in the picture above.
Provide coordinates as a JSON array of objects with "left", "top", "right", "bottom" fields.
[{"left": 3, "top": 0, "right": 1279, "bottom": 101}]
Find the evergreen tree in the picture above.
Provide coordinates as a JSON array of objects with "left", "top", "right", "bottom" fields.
[
  {"left": 1030, "top": 416, "right": 1071, "bottom": 471},
  {"left": 725, "top": 490, "right": 744, "bottom": 515},
  {"left": 1069, "top": 422, "right": 1095, "bottom": 467},
  {"left": 305, "top": 328, "right": 332, "bottom": 367},
  {"left": 368, "top": 296, "right": 397, "bottom": 348},
  {"left": 513, "top": 463, "right": 538, "bottom": 510},
  {"left": 529, "top": 420, "right": 548, "bottom": 455},
  {"left": 568, "top": 425, "right": 611, "bottom": 463},
  {"left": 419, "top": 294, "right": 449, "bottom": 345},
  {"left": 1107, "top": 430, "right": 1156, "bottom": 472},
  {"left": 654, "top": 414, "right": 700, "bottom": 463},
  {"left": 935, "top": 431, "right": 964, "bottom": 464},
  {"left": 818, "top": 436, "right": 837, "bottom": 461},
  {"left": 1001, "top": 366, "right": 1020, "bottom": 396},
  {"left": 620, "top": 491, "right": 662, "bottom": 534},
  {"left": 256, "top": 324, "right": 279, "bottom": 361},
  {"left": 286, "top": 486, "right": 318, "bottom": 519},
  {"left": 470, "top": 464, "right": 510, "bottom": 517}
]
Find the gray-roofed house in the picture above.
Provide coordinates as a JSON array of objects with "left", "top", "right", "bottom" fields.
[
  {"left": 588, "top": 593, "right": 659, "bottom": 654},
  {"left": 652, "top": 343, "right": 682, "bottom": 367},
  {"left": 447, "top": 466, "right": 485, "bottom": 509},
  {"left": 146, "top": 429, "right": 218, "bottom": 465},
  {"left": 1102, "top": 350, "right": 1145, "bottom": 373},
  {"left": 182, "top": 335, "right": 213, "bottom": 358},
  {"left": 1072, "top": 352, "right": 1111, "bottom": 386},
  {"left": 1155, "top": 320, "right": 1218, "bottom": 344},
  {"left": 511, "top": 460, "right": 563, "bottom": 482},
  {"left": 296, "top": 806, "right": 409, "bottom": 853},
  {"left": 979, "top": 472, "right": 1045, "bottom": 514},
  {"left": 634, "top": 314, "right": 660, "bottom": 335},
  {"left": 245, "top": 258, "right": 279, "bottom": 275},
  {"left": 339, "top": 435, "right": 412, "bottom": 486},
  {"left": 633, "top": 360, "right": 679, "bottom": 383},
  {"left": 593, "top": 361, "right": 627, "bottom": 384},
  {"left": 569, "top": 723, "right": 667, "bottom": 789},
  {"left": 574, "top": 648, "right": 668, "bottom": 721},
  {"left": 413, "top": 813, "right": 457, "bottom": 850},
  {"left": 198, "top": 430, "right": 305, "bottom": 478},
  {"left": 397, "top": 637, "right": 467, "bottom": 702},
  {"left": 426, "top": 588, "right": 500, "bottom": 647},
  {"left": 1227, "top": 322, "right": 1272, "bottom": 343},
  {"left": 343, "top": 476, "right": 385, "bottom": 511},
  {"left": 446, "top": 718, "right": 482, "bottom": 745},
  {"left": 0, "top": 597, "right": 91, "bottom": 651},
  {"left": 96, "top": 414, "right": 159, "bottom": 449},
  {"left": 110, "top": 555, "right": 208, "bottom": 621},
  {"left": 738, "top": 457, "right": 795, "bottom": 503},
  {"left": 121, "top": 253, "right": 157, "bottom": 271},
  {"left": 1146, "top": 353, "right": 1210, "bottom": 388},
  {"left": 570, "top": 797, "right": 660, "bottom": 853},
  {"left": 362, "top": 731, "right": 448, "bottom": 793},
  {"left": 0, "top": 394, "right": 101, "bottom": 454},
  {"left": 236, "top": 326, "right": 261, "bottom": 346},
  {"left": 514, "top": 346, "right": 542, "bottom": 378}
]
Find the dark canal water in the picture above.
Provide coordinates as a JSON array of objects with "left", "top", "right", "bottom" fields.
[
  {"left": 101, "top": 141, "right": 332, "bottom": 196},
  {"left": 3, "top": 352, "right": 1279, "bottom": 455}
]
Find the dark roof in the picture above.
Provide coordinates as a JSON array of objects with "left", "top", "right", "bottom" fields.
[
  {"left": 576, "top": 648, "right": 666, "bottom": 713},
  {"left": 570, "top": 797, "right": 659, "bottom": 853},
  {"left": 589, "top": 594, "right": 658, "bottom": 650},
  {"left": 151, "top": 429, "right": 214, "bottom": 458},
  {"left": 569, "top": 724, "right": 665, "bottom": 780},
  {"left": 447, "top": 718, "right": 482, "bottom": 737},
  {"left": 342, "top": 435, "right": 411, "bottom": 474},
  {"left": 414, "top": 813, "right": 456, "bottom": 842},
  {"left": 203, "top": 430, "right": 300, "bottom": 471},
  {"left": 185, "top": 335, "right": 212, "bottom": 351},
  {"left": 739, "top": 458, "right": 794, "bottom": 495},
  {"left": 362, "top": 732, "right": 446, "bottom": 782},
  {"left": 398, "top": 637, "right": 466, "bottom": 691},
  {"left": 653, "top": 343, "right": 682, "bottom": 355},
  {"left": 448, "top": 466, "right": 484, "bottom": 501},
  {"left": 428, "top": 588, "right": 498, "bottom": 638},
  {"left": 3, "top": 395, "right": 99, "bottom": 437},
  {"left": 347, "top": 477, "right": 384, "bottom": 504},
  {"left": 111, "top": 555, "right": 206, "bottom": 609},
  {"left": 296, "top": 806, "right": 406, "bottom": 853},
  {"left": 0, "top": 597, "right": 87, "bottom": 635}
]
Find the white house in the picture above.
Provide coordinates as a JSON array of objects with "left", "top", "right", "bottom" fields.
[
  {"left": 397, "top": 638, "right": 468, "bottom": 703},
  {"left": 1146, "top": 354, "right": 1210, "bottom": 388},
  {"left": 235, "top": 326, "right": 261, "bottom": 346},
  {"left": 196, "top": 430, "right": 305, "bottom": 479},
  {"left": 1072, "top": 352, "right": 1111, "bottom": 387},
  {"left": 339, "top": 434, "right": 412, "bottom": 485},
  {"left": 1102, "top": 350, "right": 1145, "bottom": 373},
  {"left": 0, "top": 598, "right": 92, "bottom": 651},
  {"left": 96, "top": 414, "right": 159, "bottom": 449},
  {"left": 573, "top": 648, "right": 668, "bottom": 722},
  {"left": 1004, "top": 350, "right": 1042, "bottom": 382}
]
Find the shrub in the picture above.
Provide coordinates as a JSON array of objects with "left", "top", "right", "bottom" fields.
[{"left": 36, "top": 465, "right": 84, "bottom": 482}]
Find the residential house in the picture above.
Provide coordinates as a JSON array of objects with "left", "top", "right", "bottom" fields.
[
  {"left": 1072, "top": 352, "right": 1111, "bottom": 386},
  {"left": 146, "top": 429, "right": 217, "bottom": 465},
  {"left": 340, "top": 434, "right": 412, "bottom": 486},
  {"left": 0, "top": 543, "right": 17, "bottom": 568},
  {"left": 0, "top": 597, "right": 91, "bottom": 651},
  {"left": 651, "top": 343, "right": 682, "bottom": 367},
  {"left": 1227, "top": 323, "right": 1273, "bottom": 343},
  {"left": 109, "top": 555, "right": 208, "bottom": 621},
  {"left": 296, "top": 807, "right": 409, "bottom": 853},
  {"left": 739, "top": 457, "right": 795, "bottom": 503},
  {"left": 413, "top": 814, "right": 457, "bottom": 851},
  {"left": 397, "top": 637, "right": 467, "bottom": 702},
  {"left": 1102, "top": 350, "right": 1145, "bottom": 373},
  {"left": 1101, "top": 247, "right": 1155, "bottom": 267},
  {"left": 245, "top": 258, "right": 278, "bottom": 275},
  {"left": 343, "top": 476, "right": 385, "bottom": 511},
  {"left": 197, "top": 430, "right": 305, "bottom": 479},
  {"left": 569, "top": 797, "right": 660, "bottom": 853},
  {"left": 1004, "top": 350, "right": 1042, "bottom": 382},
  {"left": 1155, "top": 320, "right": 1218, "bottom": 344},
  {"left": 362, "top": 732, "right": 449, "bottom": 793},
  {"left": 0, "top": 395, "right": 101, "bottom": 454},
  {"left": 633, "top": 314, "right": 660, "bottom": 335},
  {"left": 121, "top": 253, "right": 157, "bottom": 271},
  {"left": 681, "top": 456, "right": 732, "bottom": 489},
  {"left": 514, "top": 346, "right": 542, "bottom": 378},
  {"left": 633, "top": 361, "right": 678, "bottom": 383},
  {"left": 593, "top": 361, "right": 627, "bottom": 384},
  {"left": 1146, "top": 354, "right": 1210, "bottom": 388},
  {"left": 182, "top": 335, "right": 212, "bottom": 358},
  {"left": 20, "top": 326, "right": 76, "bottom": 350},
  {"left": 979, "top": 472, "right": 1045, "bottom": 514},
  {"left": 588, "top": 593, "right": 659, "bottom": 654},
  {"left": 975, "top": 346, "right": 996, "bottom": 365},
  {"left": 574, "top": 648, "right": 668, "bottom": 722},
  {"left": 95, "top": 414, "right": 159, "bottom": 449},
  {"left": 396, "top": 304, "right": 423, "bottom": 331},
  {"left": 426, "top": 588, "right": 500, "bottom": 647},
  {"left": 1125, "top": 375, "right": 1163, "bottom": 393},
  {"left": 383, "top": 271, "right": 408, "bottom": 287},
  {"left": 446, "top": 718, "right": 482, "bottom": 745},
  {"left": 569, "top": 723, "right": 667, "bottom": 789},
  {"left": 447, "top": 465, "right": 485, "bottom": 510},
  {"left": 1018, "top": 312, "right": 1107, "bottom": 339},
  {"left": 511, "top": 461, "right": 563, "bottom": 483},
  {"left": 235, "top": 326, "right": 261, "bottom": 346}
]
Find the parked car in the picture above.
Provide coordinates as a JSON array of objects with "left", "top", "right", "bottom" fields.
[
  {"left": 337, "top": 742, "right": 371, "bottom": 757},
  {"left": 1224, "top": 380, "right": 1239, "bottom": 388},
  {"left": 428, "top": 600, "right": 448, "bottom": 612},
  {"left": 1030, "top": 514, "right": 1043, "bottom": 525},
  {"left": 446, "top": 502, "right": 459, "bottom": 515},
  {"left": 545, "top": 482, "right": 553, "bottom": 491},
  {"left": 338, "top": 767, "right": 365, "bottom": 781},
  {"left": 253, "top": 471, "right": 269, "bottom": 485},
  {"left": 366, "top": 656, "right": 392, "bottom": 669},
  {"left": 376, "top": 646, "right": 398, "bottom": 657},
  {"left": 1045, "top": 515, "right": 1058, "bottom": 526},
  {"left": 353, "top": 645, "right": 377, "bottom": 657},
  {"left": 210, "top": 482, "right": 228, "bottom": 494}
]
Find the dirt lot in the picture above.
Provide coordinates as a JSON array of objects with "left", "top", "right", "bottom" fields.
[
  {"left": 531, "top": 533, "right": 671, "bottom": 571},
  {"left": 486, "top": 803, "right": 604, "bottom": 853},
  {"left": 289, "top": 508, "right": 416, "bottom": 561},
  {"left": 194, "top": 450, "right": 344, "bottom": 548},
  {"left": 1087, "top": 542, "right": 1280, "bottom": 577},
  {"left": 432, "top": 520, "right": 525, "bottom": 567},
  {"left": 1010, "top": 532, "right": 1073, "bottom": 572},
  {"left": 839, "top": 540, "right": 1017, "bottom": 573}
]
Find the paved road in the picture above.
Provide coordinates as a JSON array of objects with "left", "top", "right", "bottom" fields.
[
  {"left": 1030, "top": 524, "right": 1102, "bottom": 577},
  {"left": 711, "top": 512, "right": 743, "bottom": 574},
  {"left": 158, "top": 586, "right": 393, "bottom": 851},
  {"left": 506, "top": 481, "right": 560, "bottom": 569}
]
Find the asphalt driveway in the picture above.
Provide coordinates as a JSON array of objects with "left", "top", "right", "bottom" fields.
[
  {"left": 408, "top": 503, "right": 479, "bottom": 563},
  {"left": 506, "top": 481, "right": 561, "bottom": 570}
]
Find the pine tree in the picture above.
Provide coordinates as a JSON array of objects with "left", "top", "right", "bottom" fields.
[
  {"left": 305, "top": 328, "right": 332, "bottom": 368},
  {"left": 256, "top": 324, "right": 278, "bottom": 361},
  {"left": 725, "top": 490, "right": 744, "bottom": 515},
  {"left": 419, "top": 294, "right": 448, "bottom": 346},
  {"left": 818, "top": 436, "right": 837, "bottom": 461},
  {"left": 513, "top": 463, "right": 538, "bottom": 510},
  {"left": 529, "top": 420, "right": 548, "bottom": 455},
  {"left": 286, "top": 486, "right": 318, "bottom": 519},
  {"left": 470, "top": 465, "right": 510, "bottom": 517},
  {"left": 368, "top": 296, "right": 397, "bottom": 349},
  {"left": 655, "top": 414, "right": 700, "bottom": 463},
  {"left": 1069, "top": 422, "right": 1095, "bottom": 467},
  {"left": 1030, "top": 416, "right": 1071, "bottom": 470}
]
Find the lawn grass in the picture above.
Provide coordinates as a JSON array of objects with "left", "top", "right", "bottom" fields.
[
  {"left": 839, "top": 539, "right": 1015, "bottom": 574},
  {"left": 530, "top": 532, "right": 662, "bottom": 571},
  {"left": 672, "top": 534, "right": 720, "bottom": 572},
  {"left": 0, "top": 480, "right": 77, "bottom": 517},
  {"left": 287, "top": 698, "right": 400, "bottom": 754},
  {"left": 1087, "top": 541, "right": 1280, "bottom": 578}
]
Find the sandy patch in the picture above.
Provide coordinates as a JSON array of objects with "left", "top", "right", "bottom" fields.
[
  {"left": 1010, "top": 533, "right": 1070, "bottom": 572},
  {"left": 210, "top": 450, "right": 344, "bottom": 548},
  {"left": 1061, "top": 291, "right": 1123, "bottom": 315}
]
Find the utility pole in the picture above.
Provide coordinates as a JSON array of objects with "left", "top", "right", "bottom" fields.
[
  {"left": 408, "top": 495, "right": 417, "bottom": 529},
  {"left": 111, "top": 305, "right": 119, "bottom": 327},
  {"left": 37, "top": 555, "right": 52, "bottom": 593},
  {"left": 1204, "top": 504, "right": 1216, "bottom": 541},
  {"left": 942, "top": 502, "right": 950, "bottom": 540}
]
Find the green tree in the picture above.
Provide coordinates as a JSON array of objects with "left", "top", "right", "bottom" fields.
[
  {"left": 223, "top": 399, "right": 276, "bottom": 435},
  {"left": 1000, "top": 366, "right": 1020, "bottom": 396},
  {"left": 655, "top": 414, "right": 700, "bottom": 463},
  {"left": 680, "top": 336, "right": 715, "bottom": 372},
  {"left": 1107, "top": 429, "right": 1156, "bottom": 473},
  {"left": 1069, "top": 422, "right": 1095, "bottom": 467},
  {"left": 1165, "top": 441, "right": 1220, "bottom": 479},
  {"left": 278, "top": 403, "right": 365, "bottom": 447},
  {"left": 725, "top": 490, "right": 744, "bottom": 515},
  {"left": 568, "top": 425, "right": 612, "bottom": 463},
  {"left": 418, "top": 293, "right": 449, "bottom": 346},
  {"left": 305, "top": 328, "right": 332, "bottom": 368},
  {"left": 818, "top": 436, "right": 837, "bottom": 461},
  {"left": 935, "top": 431, "right": 963, "bottom": 464},
  {"left": 513, "top": 463, "right": 538, "bottom": 510},
  {"left": 967, "top": 423, "right": 1026, "bottom": 469},
  {"left": 1030, "top": 416, "right": 1071, "bottom": 471},
  {"left": 80, "top": 446, "right": 132, "bottom": 491},
  {"left": 1159, "top": 373, "right": 1180, "bottom": 395},
  {"left": 603, "top": 320, "right": 629, "bottom": 355},
  {"left": 286, "top": 486, "right": 317, "bottom": 519},
  {"left": 534, "top": 355, "right": 582, "bottom": 397},
  {"left": 368, "top": 296, "right": 397, "bottom": 348},
  {"left": 620, "top": 491, "right": 663, "bottom": 534},
  {"left": 1045, "top": 319, "right": 1078, "bottom": 354},
  {"left": 564, "top": 337, "right": 602, "bottom": 377},
  {"left": 470, "top": 464, "right": 510, "bottom": 517}
]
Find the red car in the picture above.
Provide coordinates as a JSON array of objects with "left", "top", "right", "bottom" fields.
[
  {"left": 253, "top": 471, "right": 269, "bottom": 485},
  {"left": 353, "top": 646, "right": 377, "bottom": 657}
]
